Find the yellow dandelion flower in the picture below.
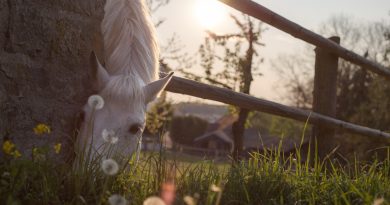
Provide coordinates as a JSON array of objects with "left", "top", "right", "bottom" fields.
[
  {"left": 54, "top": 143, "right": 61, "bottom": 154},
  {"left": 12, "top": 150, "right": 22, "bottom": 158},
  {"left": 34, "top": 123, "right": 51, "bottom": 135},
  {"left": 2, "top": 140, "right": 15, "bottom": 155}
]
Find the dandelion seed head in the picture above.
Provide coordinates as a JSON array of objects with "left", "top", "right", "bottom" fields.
[
  {"left": 88, "top": 95, "right": 105, "bottom": 110},
  {"left": 143, "top": 196, "right": 166, "bottom": 205},
  {"left": 102, "top": 129, "right": 119, "bottom": 144},
  {"left": 102, "top": 158, "right": 119, "bottom": 175},
  {"left": 108, "top": 194, "right": 127, "bottom": 205}
]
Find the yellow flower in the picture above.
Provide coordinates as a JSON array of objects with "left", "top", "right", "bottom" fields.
[
  {"left": 2, "top": 140, "right": 15, "bottom": 155},
  {"left": 12, "top": 150, "right": 22, "bottom": 158},
  {"left": 2, "top": 141, "right": 21, "bottom": 158},
  {"left": 34, "top": 123, "right": 51, "bottom": 135},
  {"left": 54, "top": 143, "right": 61, "bottom": 154}
]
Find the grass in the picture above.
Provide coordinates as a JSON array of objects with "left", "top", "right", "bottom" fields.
[
  {"left": 1, "top": 100, "right": 389, "bottom": 204},
  {"left": 1, "top": 144, "right": 389, "bottom": 205}
]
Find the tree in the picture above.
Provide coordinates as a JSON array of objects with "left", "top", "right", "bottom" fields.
[
  {"left": 169, "top": 115, "right": 208, "bottom": 145},
  {"left": 146, "top": 0, "right": 170, "bottom": 27},
  {"left": 197, "top": 14, "right": 265, "bottom": 160},
  {"left": 273, "top": 15, "right": 390, "bottom": 158}
]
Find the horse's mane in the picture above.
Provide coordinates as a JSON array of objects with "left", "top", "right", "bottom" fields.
[
  {"left": 100, "top": 74, "right": 145, "bottom": 106},
  {"left": 102, "top": 0, "right": 159, "bottom": 83}
]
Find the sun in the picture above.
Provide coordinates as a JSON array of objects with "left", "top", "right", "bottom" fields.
[{"left": 194, "top": 0, "right": 227, "bottom": 29}]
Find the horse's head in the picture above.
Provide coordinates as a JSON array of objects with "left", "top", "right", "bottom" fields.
[{"left": 76, "top": 52, "right": 173, "bottom": 160}]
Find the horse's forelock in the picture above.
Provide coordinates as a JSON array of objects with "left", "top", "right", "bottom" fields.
[{"left": 100, "top": 75, "right": 146, "bottom": 107}]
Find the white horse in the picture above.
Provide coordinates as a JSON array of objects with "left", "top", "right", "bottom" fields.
[{"left": 76, "top": 0, "right": 173, "bottom": 161}]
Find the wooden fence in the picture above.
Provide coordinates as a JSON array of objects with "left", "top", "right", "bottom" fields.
[{"left": 162, "top": 0, "right": 390, "bottom": 148}]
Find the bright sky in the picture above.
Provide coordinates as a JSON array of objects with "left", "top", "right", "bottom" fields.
[{"left": 153, "top": 0, "right": 390, "bottom": 104}]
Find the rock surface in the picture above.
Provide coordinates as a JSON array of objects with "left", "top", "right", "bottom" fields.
[{"left": 0, "top": 0, "right": 105, "bottom": 161}]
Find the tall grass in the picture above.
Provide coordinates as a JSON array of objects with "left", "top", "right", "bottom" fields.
[{"left": 1, "top": 144, "right": 389, "bottom": 204}]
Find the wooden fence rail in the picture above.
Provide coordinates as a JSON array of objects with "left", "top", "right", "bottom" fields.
[
  {"left": 163, "top": 73, "right": 390, "bottom": 140},
  {"left": 218, "top": 0, "right": 390, "bottom": 78}
]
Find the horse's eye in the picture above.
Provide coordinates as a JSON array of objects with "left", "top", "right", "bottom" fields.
[{"left": 129, "top": 124, "right": 142, "bottom": 135}]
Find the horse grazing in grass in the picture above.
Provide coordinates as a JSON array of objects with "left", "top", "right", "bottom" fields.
[{"left": 76, "top": 0, "right": 173, "bottom": 161}]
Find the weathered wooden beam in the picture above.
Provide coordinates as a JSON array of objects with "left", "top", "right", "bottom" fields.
[
  {"left": 313, "top": 36, "right": 340, "bottom": 156},
  {"left": 162, "top": 74, "right": 390, "bottom": 139},
  {"left": 218, "top": 0, "right": 390, "bottom": 78}
]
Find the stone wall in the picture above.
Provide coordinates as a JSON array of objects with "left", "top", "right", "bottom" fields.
[{"left": 0, "top": 0, "right": 105, "bottom": 161}]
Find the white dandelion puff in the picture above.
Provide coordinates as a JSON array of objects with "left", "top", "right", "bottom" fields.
[
  {"left": 210, "top": 184, "right": 221, "bottom": 192},
  {"left": 102, "top": 129, "right": 119, "bottom": 144},
  {"left": 108, "top": 194, "right": 127, "bottom": 205},
  {"left": 101, "top": 158, "right": 119, "bottom": 175},
  {"left": 183, "top": 195, "right": 195, "bottom": 205},
  {"left": 143, "top": 196, "right": 166, "bottom": 205},
  {"left": 88, "top": 95, "right": 104, "bottom": 110}
]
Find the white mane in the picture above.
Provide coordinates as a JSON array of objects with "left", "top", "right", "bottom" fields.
[
  {"left": 102, "top": 0, "right": 159, "bottom": 83},
  {"left": 100, "top": 75, "right": 145, "bottom": 106}
]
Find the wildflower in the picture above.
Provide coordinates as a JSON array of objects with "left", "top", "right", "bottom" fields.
[
  {"left": 102, "top": 129, "right": 119, "bottom": 144},
  {"left": 210, "top": 184, "right": 221, "bottom": 192},
  {"left": 12, "top": 150, "right": 22, "bottom": 158},
  {"left": 108, "top": 194, "right": 127, "bottom": 205},
  {"left": 102, "top": 159, "right": 119, "bottom": 175},
  {"left": 88, "top": 95, "right": 104, "bottom": 110},
  {"left": 143, "top": 196, "right": 166, "bottom": 205},
  {"left": 183, "top": 196, "right": 195, "bottom": 205},
  {"left": 34, "top": 123, "right": 51, "bottom": 135},
  {"left": 2, "top": 140, "right": 15, "bottom": 155},
  {"left": 54, "top": 143, "right": 62, "bottom": 154}
]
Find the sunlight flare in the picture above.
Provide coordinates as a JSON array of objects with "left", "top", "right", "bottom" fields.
[{"left": 194, "top": 0, "right": 227, "bottom": 29}]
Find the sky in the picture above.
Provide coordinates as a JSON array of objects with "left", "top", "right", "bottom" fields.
[{"left": 153, "top": 0, "right": 390, "bottom": 104}]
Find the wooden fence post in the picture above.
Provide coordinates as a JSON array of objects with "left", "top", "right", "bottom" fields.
[
  {"left": 312, "top": 36, "right": 340, "bottom": 158},
  {"left": 313, "top": 36, "right": 340, "bottom": 158}
]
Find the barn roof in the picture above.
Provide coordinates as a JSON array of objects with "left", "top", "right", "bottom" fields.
[{"left": 194, "top": 130, "right": 234, "bottom": 145}]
